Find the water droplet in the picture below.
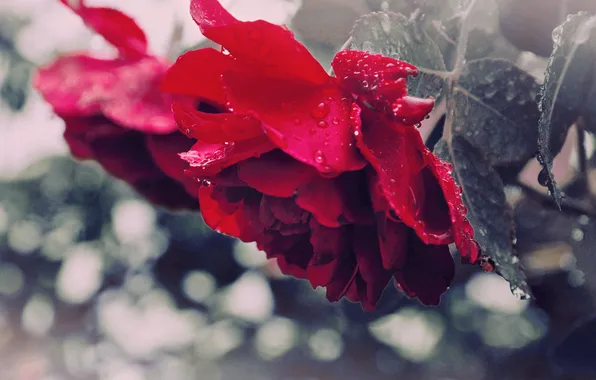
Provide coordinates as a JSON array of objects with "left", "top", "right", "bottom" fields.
[
  {"left": 185, "top": 129, "right": 192, "bottom": 136},
  {"left": 314, "top": 150, "right": 326, "bottom": 164},
  {"left": 317, "top": 120, "right": 328, "bottom": 129},
  {"left": 294, "top": 118, "right": 301, "bottom": 125},
  {"left": 311, "top": 102, "right": 330, "bottom": 119},
  {"left": 353, "top": 130, "right": 360, "bottom": 137},
  {"left": 309, "top": 128, "right": 317, "bottom": 135},
  {"left": 200, "top": 179, "right": 212, "bottom": 187},
  {"left": 332, "top": 118, "right": 339, "bottom": 125},
  {"left": 537, "top": 169, "right": 550, "bottom": 187}
]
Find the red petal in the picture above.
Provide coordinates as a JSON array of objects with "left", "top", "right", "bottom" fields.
[
  {"left": 375, "top": 214, "right": 408, "bottom": 271},
  {"left": 261, "top": 232, "right": 313, "bottom": 278},
  {"left": 190, "top": 0, "right": 328, "bottom": 84},
  {"left": 172, "top": 97, "right": 263, "bottom": 144},
  {"left": 146, "top": 133, "right": 199, "bottom": 198},
  {"left": 307, "top": 223, "right": 348, "bottom": 288},
  {"left": 352, "top": 225, "right": 392, "bottom": 310},
  {"left": 181, "top": 135, "right": 275, "bottom": 177},
  {"left": 411, "top": 140, "right": 480, "bottom": 264},
  {"left": 296, "top": 177, "right": 344, "bottom": 228},
  {"left": 355, "top": 110, "right": 452, "bottom": 244},
  {"left": 35, "top": 56, "right": 176, "bottom": 134},
  {"left": 61, "top": 1, "right": 148, "bottom": 58},
  {"left": 222, "top": 71, "right": 366, "bottom": 174},
  {"left": 332, "top": 50, "right": 434, "bottom": 124},
  {"left": 161, "top": 48, "right": 236, "bottom": 105},
  {"left": 199, "top": 185, "right": 262, "bottom": 241},
  {"left": 237, "top": 151, "right": 318, "bottom": 197},
  {"left": 332, "top": 50, "right": 417, "bottom": 95},
  {"left": 63, "top": 116, "right": 127, "bottom": 159},
  {"left": 394, "top": 231, "right": 455, "bottom": 306}
]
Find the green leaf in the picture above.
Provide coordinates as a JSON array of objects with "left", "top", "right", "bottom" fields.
[
  {"left": 434, "top": 138, "right": 530, "bottom": 299},
  {"left": 536, "top": 13, "right": 596, "bottom": 207},
  {"left": 452, "top": 58, "right": 540, "bottom": 166},
  {"left": 349, "top": 11, "right": 448, "bottom": 99}
]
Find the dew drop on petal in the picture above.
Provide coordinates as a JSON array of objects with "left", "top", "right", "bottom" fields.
[
  {"left": 294, "top": 118, "right": 301, "bottom": 125},
  {"left": 311, "top": 102, "right": 330, "bottom": 119},
  {"left": 317, "top": 120, "right": 328, "bottom": 129},
  {"left": 309, "top": 128, "right": 317, "bottom": 135},
  {"left": 314, "top": 150, "right": 326, "bottom": 164},
  {"left": 332, "top": 118, "right": 339, "bottom": 125}
]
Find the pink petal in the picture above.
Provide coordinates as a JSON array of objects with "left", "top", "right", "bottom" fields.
[
  {"left": 35, "top": 56, "right": 177, "bottom": 134},
  {"left": 61, "top": 0, "right": 148, "bottom": 58},
  {"left": 222, "top": 70, "right": 366, "bottom": 174}
]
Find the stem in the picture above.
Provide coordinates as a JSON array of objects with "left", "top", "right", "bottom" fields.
[{"left": 517, "top": 181, "right": 596, "bottom": 216}]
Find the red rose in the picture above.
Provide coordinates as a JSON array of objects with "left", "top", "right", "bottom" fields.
[
  {"left": 34, "top": 0, "right": 198, "bottom": 209},
  {"left": 161, "top": 0, "right": 480, "bottom": 308}
]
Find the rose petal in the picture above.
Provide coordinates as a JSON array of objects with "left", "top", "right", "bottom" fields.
[
  {"left": 162, "top": 48, "right": 237, "bottom": 105},
  {"left": 375, "top": 214, "right": 408, "bottom": 271},
  {"left": 352, "top": 225, "right": 392, "bottom": 310},
  {"left": 62, "top": 116, "right": 127, "bottom": 159},
  {"left": 199, "top": 185, "right": 262, "bottom": 241},
  {"left": 236, "top": 150, "right": 318, "bottom": 197},
  {"left": 146, "top": 133, "right": 200, "bottom": 198},
  {"left": 222, "top": 71, "right": 365, "bottom": 174},
  {"left": 355, "top": 109, "right": 452, "bottom": 244},
  {"left": 182, "top": 135, "right": 275, "bottom": 177},
  {"left": 307, "top": 223, "right": 348, "bottom": 288},
  {"left": 61, "top": 0, "right": 148, "bottom": 58},
  {"left": 190, "top": 0, "right": 328, "bottom": 84},
  {"left": 394, "top": 231, "right": 455, "bottom": 306},
  {"left": 412, "top": 139, "right": 480, "bottom": 264},
  {"left": 261, "top": 232, "right": 313, "bottom": 278},
  {"left": 172, "top": 98, "right": 263, "bottom": 143},
  {"left": 35, "top": 56, "right": 176, "bottom": 134},
  {"left": 296, "top": 177, "right": 344, "bottom": 228}
]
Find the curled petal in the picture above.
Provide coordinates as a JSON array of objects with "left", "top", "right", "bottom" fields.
[
  {"left": 182, "top": 135, "right": 275, "bottom": 177},
  {"left": 61, "top": 0, "right": 148, "bottom": 58},
  {"left": 222, "top": 70, "right": 366, "bottom": 174},
  {"left": 190, "top": 0, "right": 328, "bottom": 84},
  {"left": 172, "top": 98, "right": 263, "bottom": 143},
  {"left": 332, "top": 50, "right": 418, "bottom": 94},
  {"left": 162, "top": 48, "right": 236, "bottom": 105},
  {"left": 355, "top": 110, "right": 452, "bottom": 244}
]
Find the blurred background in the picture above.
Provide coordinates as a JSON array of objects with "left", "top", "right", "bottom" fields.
[{"left": 1, "top": 0, "right": 595, "bottom": 379}]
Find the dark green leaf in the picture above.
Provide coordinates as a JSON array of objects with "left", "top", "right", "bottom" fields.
[
  {"left": 452, "top": 58, "right": 540, "bottom": 166},
  {"left": 350, "top": 11, "right": 448, "bottom": 98},
  {"left": 536, "top": 13, "right": 596, "bottom": 206},
  {"left": 434, "top": 137, "right": 530, "bottom": 299}
]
